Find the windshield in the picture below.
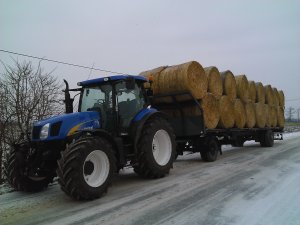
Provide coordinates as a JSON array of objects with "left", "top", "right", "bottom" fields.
[{"left": 80, "top": 84, "right": 112, "bottom": 112}]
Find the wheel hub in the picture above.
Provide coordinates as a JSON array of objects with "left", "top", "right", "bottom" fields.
[{"left": 84, "top": 161, "right": 94, "bottom": 176}]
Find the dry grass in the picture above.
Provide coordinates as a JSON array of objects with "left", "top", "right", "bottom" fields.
[
  {"left": 220, "top": 70, "right": 237, "bottom": 101},
  {"left": 204, "top": 66, "right": 223, "bottom": 99}
]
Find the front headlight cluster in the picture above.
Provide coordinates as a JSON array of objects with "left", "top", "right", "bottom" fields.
[{"left": 40, "top": 123, "right": 50, "bottom": 140}]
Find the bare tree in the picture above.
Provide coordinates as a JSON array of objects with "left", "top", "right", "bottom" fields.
[
  {"left": 285, "top": 107, "right": 295, "bottom": 122},
  {"left": 0, "top": 59, "right": 63, "bottom": 182}
]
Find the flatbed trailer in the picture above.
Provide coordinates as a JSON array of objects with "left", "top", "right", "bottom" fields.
[{"left": 151, "top": 92, "right": 283, "bottom": 162}]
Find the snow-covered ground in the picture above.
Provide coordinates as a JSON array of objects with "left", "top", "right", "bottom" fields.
[{"left": 1, "top": 131, "right": 300, "bottom": 225}]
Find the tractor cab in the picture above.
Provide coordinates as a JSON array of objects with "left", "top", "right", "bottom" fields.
[{"left": 76, "top": 75, "right": 148, "bottom": 135}]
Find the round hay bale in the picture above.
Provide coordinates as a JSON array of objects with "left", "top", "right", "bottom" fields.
[
  {"left": 244, "top": 102, "right": 256, "bottom": 128},
  {"left": 159, "top": 61, "right": 208, "bottom": 99},
  {"left": 218, "top": 95, "right": 235, "bottom": 128},
  {"left": 204, "top": 66, "right": 223, "bottom": 99},
  {"left": 278, "top": 90, "right": 285, "bottom": 107},
  {"left": 139, "top": 66, "right": 167, "bottom": 94},
  {"left": 235, "top": 75, "right": 249, "bottom": 103},
  {"left": 248, "top": 81, "right": 256, "bottom": 103},
  {"left": 199, "top": 93, "right": 220, "bottom": 129},
  {"left": 265, "top": 104, "right": 272, "bottom": 127},
  {"left": 255, "top": 82, "right": 265, "bottom": 103},
  {"left": 272, "top": 88, "right": 279, "bottom": 106},
  {"left": 265, "top": 85, "right": 274, "bottom": 106},
  {"left": 220, "top": 70, "right": 237, "bottom": 101},
  {"left": 277, "top": 106, "right": 285, "bottom": 128},
  {"left": 255, "top": 102, "right": 266, "bottom": 128},
  {"left": 234, "top": 99, "right": 246, "bottom": 128},
  {"left": 270, "top": 106, "right": 277, "bottom": 127}
]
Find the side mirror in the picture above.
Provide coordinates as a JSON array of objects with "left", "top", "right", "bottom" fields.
[{"left": 125, "top": 77, "right": 135, "bottom": 90}]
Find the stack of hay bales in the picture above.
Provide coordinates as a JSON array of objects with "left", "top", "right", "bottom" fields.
[{"left": 140, "top": 61, "right": 285, "bottom": 129}]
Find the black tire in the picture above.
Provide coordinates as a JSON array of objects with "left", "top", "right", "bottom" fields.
[
  {"left": 133, "top": 117, "right": 176, "bottom": 178},
  {"left": 260, "top": 130, "right": 274, "bottom": 147},
  {"left": 5, "top": 144, "right": 54, "bottom": 192},
  {"left": 200, "top": 137, "right": 220, "bottom": 162},
  {"left": 57, "top": 136, "right": 116, "bottom": 200}
]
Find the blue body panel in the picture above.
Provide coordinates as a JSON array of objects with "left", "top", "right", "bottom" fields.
[
  {"left": 32, "top": 111, "right": 100, "bottom": 141},
  {"left": 133, "top": 108, "right": 157, "bottom": 122},
  {"left": 79, "top": 75, "right": 147, "bottom": 86}
]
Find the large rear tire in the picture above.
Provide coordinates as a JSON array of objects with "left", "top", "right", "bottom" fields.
[
  {"left": 133, "top": 117, "right": 176, "bottom": 178},
  {"left": 5, "top": 143, "right": 54, "bottom": 192},
  {"left": 57, "top": 136, "right": 116, "bottom": 200}
]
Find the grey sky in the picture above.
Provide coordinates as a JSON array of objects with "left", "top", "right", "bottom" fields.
[{"left": 1, "top": 0, "right": 299, "bottom": 111}]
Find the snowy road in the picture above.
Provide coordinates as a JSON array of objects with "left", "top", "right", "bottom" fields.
[{"left": 1, "top": 133, "right": 300, "bottom": 225}]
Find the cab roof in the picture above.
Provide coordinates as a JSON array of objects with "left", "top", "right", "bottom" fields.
[{"left": 78, "top": 75, "right": 147, "bottom": 86}]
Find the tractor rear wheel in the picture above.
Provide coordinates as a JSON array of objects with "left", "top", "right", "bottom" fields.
[
  {"left": 133, "top": 117, "right": 176, "bottom": 178},
  {"left": 5, "top": 143, "right": 54, "bottom": 192},
  {"left": 57, "top": 136, "right": 116, "bottom": 200}
]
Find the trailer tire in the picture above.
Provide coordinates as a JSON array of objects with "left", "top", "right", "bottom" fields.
[
  {"left": 200, "top": 137, "right": 219, "bottom": 162},
  {"left": 133, "top": 117, "right": 176, "bottom": 178},
  {"left": 57, "top": 136, "right": 116, "bottom": 200},
  {"left": 5, "top": 144, "right": 54, "bottom": 192},
  {"left": 260, "top": 130, "right": 274, "bottom": 147}
]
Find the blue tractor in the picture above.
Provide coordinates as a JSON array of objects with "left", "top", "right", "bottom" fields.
[{"left": 6, "top": 75, "right": 179, "bottom": 200}]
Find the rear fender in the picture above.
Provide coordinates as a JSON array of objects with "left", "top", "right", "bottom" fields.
[{"left": 130, "top": 108, "right": 169, "bottom": 153}]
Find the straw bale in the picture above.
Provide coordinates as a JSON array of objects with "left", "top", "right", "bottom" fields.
[
  {"left": 235, "top": 75, "right": 249, "bottom": 103},
  {"left": 278, "top": 90, "right": 285, "bottom": 107},
  {"left": 255, "top": 102, "right": 266, "bottom": 128},
  {"left": 218, "top": 95, "right": 235, "bottom": 128},
  {"left": 199, "top": 93, "right": 220, "bottom": 129},
  {"left": 255, "top": 82, "right": 265, "bottom": 103},
  {"left": 244, "top": 102, "right": 256, "bottom": 128},
  {"left": 159, "top": 61, "right": 207, "bottom": 99},
  {"left": 234, "top": 99, "right": 246, "bottom": 128},
  {"left": 265, "top": 85, "right": 274, "bottom": 105},
  {"left": 220, "top": 70, "right": 237, "bottom": 101},
  {"left": 139, "top": 66, "right": 167, "bottom": 94},
  {"left": 270, "top": 106, "right": 277, "bottom": 127},
  {"left": 204, "top": 66, "right": 223, "bottom": 99},
  {"left": 272, "top": 88, "right": 280, "bottom": 106},
  {"left": 277, "top": 106, "right": 285, "bottom": 128},
  {"left": 248, "top": 81, "right": 256, "bottom": 103},
  {"left": 265, "top": 104, "right": 272, "bottom": 127}
]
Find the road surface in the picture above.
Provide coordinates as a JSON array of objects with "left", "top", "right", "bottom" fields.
[{"left": 1, "top": 133, "right": 299, "bottom": 225}]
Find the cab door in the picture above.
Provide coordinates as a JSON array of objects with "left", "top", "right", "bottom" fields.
[{"left": 115, "top": 81, "right": 145, "bottom": 133}]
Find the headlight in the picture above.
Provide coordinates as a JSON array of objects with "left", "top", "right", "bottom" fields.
[{"left": 40, "top": 123, "right": 50, "bottom": 139}]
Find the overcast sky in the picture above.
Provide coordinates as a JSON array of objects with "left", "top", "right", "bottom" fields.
[{"left": 1, "top": 0, "right": 299, "bottom": 111}]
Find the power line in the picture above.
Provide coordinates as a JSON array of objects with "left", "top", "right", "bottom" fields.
[{"left": 0, "top": 49, "right": 127, "bottom": 74}]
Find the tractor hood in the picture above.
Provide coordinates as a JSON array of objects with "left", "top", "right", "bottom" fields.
[{"left": 32, "top": 111, "right": 100, "bottom": 141}]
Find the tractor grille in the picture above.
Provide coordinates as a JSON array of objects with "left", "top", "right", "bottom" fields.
[
  {"left": 50, "top": 121, "right": 62, "bottom": 137},
  {"left": 32, "top": 126, "right": 42, "bottom": 139}
]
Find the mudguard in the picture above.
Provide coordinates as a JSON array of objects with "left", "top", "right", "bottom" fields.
[{"left": 130, "top": 107, "right": 169, "bottom": 153}]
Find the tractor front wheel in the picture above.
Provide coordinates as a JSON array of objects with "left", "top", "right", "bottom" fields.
[{"left": 57, "top": 136, "right": 116, "bottom": 200}]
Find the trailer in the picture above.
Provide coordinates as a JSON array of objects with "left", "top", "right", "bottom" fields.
[{"left": 152, "top": 92, "right": 283, "bottom": 162}]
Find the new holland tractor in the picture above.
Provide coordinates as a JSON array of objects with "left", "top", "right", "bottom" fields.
[{"left": 6, "top": 75, "right": 181, "bottom": 200}]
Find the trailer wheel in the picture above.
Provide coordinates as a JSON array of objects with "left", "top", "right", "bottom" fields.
[
  {"left": 260, "top": 130, "right": 274, "bottom": 147},
  {"left": 200, "top": 137, "right": 220, "bottom": 162},
  {"left": 133, "top": 117, "right": 176, "bottom": 178},
  {"left": 57, "top": 136, "right": 116, "bottom": 200},
  {"left": 5, "top": 143, "right": 54, "bottom": 192}
]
